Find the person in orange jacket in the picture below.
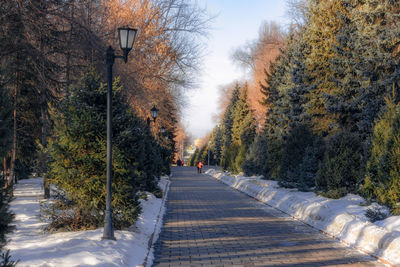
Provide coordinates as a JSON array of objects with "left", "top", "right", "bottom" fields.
[{"left": 196, "top": 161, "right": 204, "bottom": 173}]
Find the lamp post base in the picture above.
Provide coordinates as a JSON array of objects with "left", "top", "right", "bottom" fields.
[{"left": 102, "top": 209, "right": 116, "bottom": 240}]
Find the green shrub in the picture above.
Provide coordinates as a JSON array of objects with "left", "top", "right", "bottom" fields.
[{"left": 365, "top": 206, "right": 389, "bottom": 222}]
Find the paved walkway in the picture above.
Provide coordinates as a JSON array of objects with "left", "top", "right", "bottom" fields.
[{"left": 152, "top": 167, "right": 384, "bottom": 267}]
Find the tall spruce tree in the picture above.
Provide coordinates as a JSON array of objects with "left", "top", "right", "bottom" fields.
[
  {"left": 220, "top": 84, "right": 241, "bottom": 169},
  {"left": 188, "top": 148, "right": 199, "bottom": 166},
  {"left": 325, "top": 0, "right": 364, "bottom": 134},
  {"left": 209, "top": 125, "right": 223, "bottom": 165},
  {"left": 228, "top": 84, "right": 256, "bottom": 173},
  {"left": 260, "top": 45, "right": 292, "bottom": 179},
  {"left": 352, "top": 0, "right": 400, "bottom": 137},
  {"left": 279, "top": 28, "right": 319, "bottom": 189},
  {"left": 303, "top": 0, "right": 348, "bottom": 135},
  {"left": 0, "top": 0, "right": 60, "bottom": 186}
]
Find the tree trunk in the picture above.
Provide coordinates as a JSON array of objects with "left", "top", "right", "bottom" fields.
[
  {"left": 40, "top": 33, "right": 50, "bottom": 199},
  {"left": 41, "top": 86, "right": 49, "bottom": 199},
  {"left": 9, "top": 83, "right": 17, "bottom": 189},
  {"left": 65, "top": 0, "right": 74, "bottom": 97},
  {"left": 3, "top": 157, "right": 7, "bottom": 189}
]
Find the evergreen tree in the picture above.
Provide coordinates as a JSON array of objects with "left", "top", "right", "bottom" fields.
[
  {"left": 0, "top": 193, "right": 15, "bottom": 267},
  {"left": 260, "top": 47, "right": 292, "bottom": 179},
  {"left": 196, "top": 145, "right": 207, "bottom": 164},
  {"left": 0, "top": 82, "right": 15, "bottom": 264},
  {"left": 325, "top": 0, "right": 365, "bottom": 134},
  {"left": 188, "top": 148, "right": 199, "bottom": 166},
  {"left": 220, "top": 85, "right": 241, "bottom": 169},
  {"left": 231, "top": 84, "right": 256, "bottom": 173},
  {"left": 200, "top": 144, "right": 211, "bottom": 165},
  {"left": 278, "top": 28, "right": 319, "bottom": 190},
  {"left": 231, "top": 84, "right": 256, "bottom": 147},
  {"left": 303, "top": 0, "right": 348, "bottom": 135},
  {"left": 0, "top": 178, "right": 14, "bottom": 266},
  {"left": 287, "top": 28, "right": 312, "bottom": 127},
  {"left": 361, "top": 97, "right": 400, "bottom": 214},
  {"left": 1, "top": 0, "right": 62, "bottom": 174},
  {"left": 209, "top": 126, "right": 223, "bottom": 165},
  {"left": 221, "top": 84, "right": 256, "bottom": 173},
  {"left": 352, "top": 0, "right": 400, "bottom": 137},
  {"left": 47, "top": 70, "right": 160, "bottom": 230}
]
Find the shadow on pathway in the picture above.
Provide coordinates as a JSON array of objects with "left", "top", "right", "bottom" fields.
[{"left": 152, "top": 167, "right": 383, "bottom": 267}]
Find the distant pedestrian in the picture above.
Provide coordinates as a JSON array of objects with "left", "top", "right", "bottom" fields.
[
  {"left": 176, "top": 159, "right": 182, "bottom": 166},
  {"left": 182, "top": 160, "right": 184, "bottom": 166},
  {"left": 196, "top": 161, "right": 204, "bottom": 173}
]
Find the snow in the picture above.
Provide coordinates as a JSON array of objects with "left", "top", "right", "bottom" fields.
[
  {"left": 5, "top": 176, "right": 170, "bottom": 267},
  {"left": 205, "top": 169, "right": 400, "bottom": 267}
]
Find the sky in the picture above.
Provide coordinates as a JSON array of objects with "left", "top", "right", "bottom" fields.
[{"left": 182, "top": 0, "right": 290, "bottom": 139}]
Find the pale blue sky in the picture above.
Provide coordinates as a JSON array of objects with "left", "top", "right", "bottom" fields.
[{"left": 183, "top": 0, "right": 290, "bottom": 139}]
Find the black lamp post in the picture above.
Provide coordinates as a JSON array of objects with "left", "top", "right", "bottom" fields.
[
  {"left": 151, "top": 105, "right": 159, "bottom": 122},
  {"left": 147, "top": 105, "right": 159, "bottom": 126},
  {"left": 103, "top": 27, "right": 137, "bottom": 241}
]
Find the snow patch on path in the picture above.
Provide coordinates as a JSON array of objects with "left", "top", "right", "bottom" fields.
[
  {"left": 206, "top": 169, "right": 400, "bottom": 267},
  {"left": 6, "top": 177, "right": 169, "bottom": 267}
]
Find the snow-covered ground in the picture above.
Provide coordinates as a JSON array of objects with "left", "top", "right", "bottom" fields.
[
  {"left": 205, "top": 169, "right": 400, "bottom": 267},
  {"left": 6, "top": 176, "right": 169, "bottom": 267}
]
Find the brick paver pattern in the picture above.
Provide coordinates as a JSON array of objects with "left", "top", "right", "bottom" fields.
[{"left": 152, "top": 167, "right": 384, "bottom": 267}]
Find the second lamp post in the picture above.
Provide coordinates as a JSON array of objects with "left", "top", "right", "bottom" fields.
[{"left": 103, "top": 27, "right": 137, "bottom": 241}]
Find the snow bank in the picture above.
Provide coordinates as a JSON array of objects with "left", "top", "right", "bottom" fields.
[
  {"left": 6, "top": 177, "right": 170, "bottom": 267},
  {"left": 206, "top": 169, "right": 400, "bottom": 267}
]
